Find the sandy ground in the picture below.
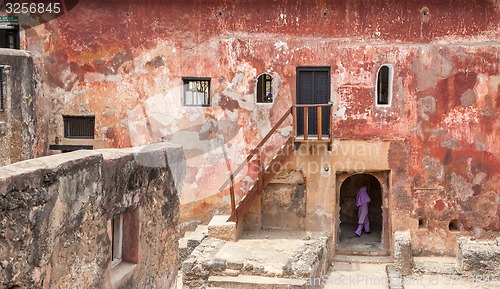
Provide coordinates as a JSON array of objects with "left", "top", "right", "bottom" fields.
[
  {"left": 403, "top": 274, "right": 500, "bottom": 289},
  {"left": 317, "top": 263, "right": 388, "bottom": 289}
]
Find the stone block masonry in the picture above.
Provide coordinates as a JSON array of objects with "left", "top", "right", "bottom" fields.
[
  {"left": 0, "top": 143, "right": 185, "bottom": 289},
  {"left": 458, "top": 237, "right": 500, "bottom": 277}
]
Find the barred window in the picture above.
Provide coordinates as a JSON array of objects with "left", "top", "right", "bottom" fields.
[
  {"left": 63, "top": 116, "right": 95, "bottom": 139},
  {"left": 183, "top": 78, "right": 210, "bottom": 107},
  {"left": 0, "top": 24, "right": 19, "bottom": 49}
]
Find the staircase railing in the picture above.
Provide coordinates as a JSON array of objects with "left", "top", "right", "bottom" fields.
[
  {"left": 220, "top": 107, "right": 293, "bottom": 222},
  {"left": 220, "top": 103, "right": 333, "bottom": 223}
]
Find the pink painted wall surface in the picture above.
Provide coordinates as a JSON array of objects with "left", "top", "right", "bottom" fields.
[{"left": 7, "top": 0, "right": 499, "bottom": 254}]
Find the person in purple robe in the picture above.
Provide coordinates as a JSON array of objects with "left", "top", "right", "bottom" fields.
[{"left": 355, "top": 186, "right": 371, "bottom": 237}]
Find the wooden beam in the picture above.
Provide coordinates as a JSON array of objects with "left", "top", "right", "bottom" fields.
[
  {"left": 292, "top": 106, "right": 297, "bottom": 146},
  {"left": 317, "top": 106, "right": 322, "bottom": 140},
  {"left": 295, "top": 103, "right": 332, "bottom": 108},
  {"left": 329, "top": 104, "right": 333, "bottom": 150},
  {"left": 304, "top": 107, "right": 308, "bottom": 141}
]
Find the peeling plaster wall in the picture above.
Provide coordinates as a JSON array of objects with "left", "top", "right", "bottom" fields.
[
  {"left": 0, "top": 143, "right": 184, "bottom": 289},
  {"left": 8, "top": 0, "right": 500, "bottom": 255}
]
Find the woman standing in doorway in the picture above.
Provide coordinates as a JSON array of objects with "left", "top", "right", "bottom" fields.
[{"left": 355, "top": 186, "right": 371, "bottom": 237}]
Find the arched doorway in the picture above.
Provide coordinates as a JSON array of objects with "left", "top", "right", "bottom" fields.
[{"left": 337, "top": 173, "right": 384, "bottom": 254}]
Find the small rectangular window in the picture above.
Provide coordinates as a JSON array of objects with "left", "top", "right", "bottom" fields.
[
  {"left": 0, "top": 24, "right": 19, "bottom": 49},
  {"left": 63, "top": 116, "right": 95, "bottom": 139},
  {"left": 111, "top": 208, "right": 139, "bottom": 268},
  {"left": 112, "top": 215, "right": 124, "bottom": 267},
  {"left": 183, "top": 77, "right": 210, "bottom": 107},
  {"left": 0, "top": 67, "right": 4, "bottom": 112}
]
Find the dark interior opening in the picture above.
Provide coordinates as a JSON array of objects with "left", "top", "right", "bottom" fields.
[
  {"left": 449, "top": 219, "right": 460, "bottom": 232},
  {"left": 418, "top": 218, "right": 428, "bottom": 229},
  {"left": 376, "top": 65, "right": 390, "bottom": 105},
  {"left": 338, "top": 173, "right": 383, "bottom": 253},
  {"left": 0, "top": 25, "right": 19, "bottom": 49}
]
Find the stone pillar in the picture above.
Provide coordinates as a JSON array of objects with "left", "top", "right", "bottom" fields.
[{"left": 394, "top": 230, "right": 412, "bottom": 276}]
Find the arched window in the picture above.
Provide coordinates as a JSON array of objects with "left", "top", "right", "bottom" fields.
[
  {"left": 376, "top": 65, "right": 392, "bottom": 106},
  {"left": 256, "top": 73, "right": 273, "bottom": 103}
]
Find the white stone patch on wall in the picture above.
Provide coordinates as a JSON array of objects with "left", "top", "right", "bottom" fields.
[
  {"left": 274, "top": 40, "right": 288, "bottom": 50},
  {"left": 225, "top": 108, "right": 238, "bottom": 121},
  {"left": 417, "top": 96, "right": 436, "bottom": 121},
  {"left": 144, "top": 93, "right": 183, "bottom": 134},
  {"left": 409, "top": 47, "right": 455, "bottom": 92},
  {"left": 474, "top": 74, "right": 489, "bottom": 101},
  {"left": 83, "top": 72, "right": 108, "bottom": 83},
  {"left": 472, "top": 172, "right": 487, "bottom": 186},
  {"left": 442, "top": 106, "right": 480, "bottom": 145},
  {"left": 253, "top": 107, "right": 272, "bottom": 137},
  {"left": 170, "top": 131, "right": 206, "bottom": 150},
  {"left": 126, "top": 105, "right": 155, "bottom": 146},
  {"left": 334, "top": 106, "right": 347, "bottom": 119},
  {"left": 451, "top": 173, "right": 475, "bottom": 201},
  {"left": 222, "top": 63, "right": 257, "bottom": 111},
  {"left": 279, "top": 126, "right": 292, "bottom": 136},
  {"left": 422, "top": 155, "right": 444, "bottom": 182}
]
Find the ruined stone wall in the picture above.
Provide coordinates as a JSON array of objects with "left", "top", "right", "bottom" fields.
[
  {"left": 9, "top": 0, "right": 500, "bottom": 250},
  {"left": 0, "top": 50, "right": 42, "bottom": 166},
  {"left": 0, "top": 143, "right": 185, "bottom": 289}
]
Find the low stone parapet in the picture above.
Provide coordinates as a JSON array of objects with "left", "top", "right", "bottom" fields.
[{"left": 458, "top": 236, "right": 500, "bottom": 277}]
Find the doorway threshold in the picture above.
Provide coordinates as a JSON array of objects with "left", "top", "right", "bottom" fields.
[{"left": 333, "top": 254, "right": 393, "bottom": 264}]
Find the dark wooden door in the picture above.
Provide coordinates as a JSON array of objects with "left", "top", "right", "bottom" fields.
[{"left": 296, "top": 67, "right": 330, "bottom": 136}]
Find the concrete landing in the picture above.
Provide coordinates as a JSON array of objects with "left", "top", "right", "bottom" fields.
[
  {"left": 316, "top": 262, "right": 389, "bottom": 289},
  {"left": 333, "top": 254, "right": 392, "bottom": 264},
  {"left": 208, "top": 275, "right": 306, "bottom": 289},
  {"left": 182, "top": 229, "right": 331, "bottom": 288},
  {"left": 179, "top": 225, "right": 209, "bottom": 262},
  {"left": 337, "top": 223, "right": 385, "bottom": 255}
]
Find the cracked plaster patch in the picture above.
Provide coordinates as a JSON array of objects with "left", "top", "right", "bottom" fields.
[{"left": 451, "top": 173, "right": 474, "bottom": 201}]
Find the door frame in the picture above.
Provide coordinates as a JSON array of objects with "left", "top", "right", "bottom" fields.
[
  {"left": 335, "top": 171, "right": 391, "bottom": 256},
  {"left": 295, "top": 66, "right": 331, "bottom": 105},
  {"left": 295, "top": 66, "right": 331, "bottom": 136}
]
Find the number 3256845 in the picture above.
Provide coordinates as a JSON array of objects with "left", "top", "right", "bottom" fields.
[{"left": 5, "top": 2, "right": 62, "bottom": 14}]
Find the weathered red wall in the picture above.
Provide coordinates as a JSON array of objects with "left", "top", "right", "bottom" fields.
[{"left": 18, "top": 0, "right": 500, "bottom": 254}]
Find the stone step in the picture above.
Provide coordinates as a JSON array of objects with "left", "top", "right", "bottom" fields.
[
  {"left": 179, "top": 225, "right": 209, "bottom": 262},
  {"left": 333, "top": 254, "right": 392, "bottom": 264},
  {"left": 208, "top": 275, "right": 306, "bottom": 289},
  {"left": 412, "top": 256, "right": 460, "bottom": 275},
  {"left": 317, "top": 263, "right": 389, "bottom": 289},
  {"left": 194, "top": 224, "right": 209, "bottom": 234}
]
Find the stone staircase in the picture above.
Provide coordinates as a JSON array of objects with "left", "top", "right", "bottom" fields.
[
  {"left": 179, "top": 224, "right": 209, "bottom": 262},
  {"left": 207, "top": 275, "right": 306, "bottom": 288},
  {"left": 181, "top": 229, "right": 331, "bottom": 289}
]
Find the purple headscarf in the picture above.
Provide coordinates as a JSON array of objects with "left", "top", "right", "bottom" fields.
[{"left": 355, "top": 186, "right": 371, "bottom": 207}]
